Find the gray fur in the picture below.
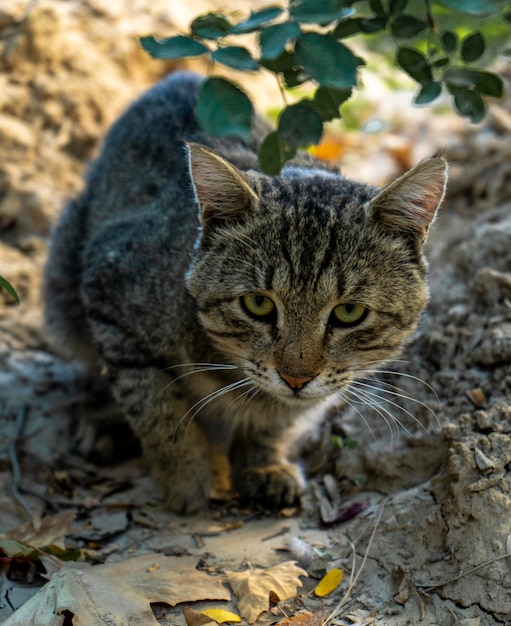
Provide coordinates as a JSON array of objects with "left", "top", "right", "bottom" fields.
[{"left": 44, "top": 72, "right": 447, "bottom": 513}]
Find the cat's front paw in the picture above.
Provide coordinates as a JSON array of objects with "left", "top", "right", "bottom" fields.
[
  {"left": 237, "top": 462, "right": 305, "bottom": 507},
  {"left": 162, "top": 479, "right": 210, "bottom": 515},
  {"left": 152, "top": 456, "right": 211, "bottom": 514}
]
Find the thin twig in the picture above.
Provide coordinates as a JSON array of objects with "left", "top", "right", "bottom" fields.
[
  {"left": 324, "top": 499, "right": 387, "bottom": 625},
  {"left": 8, "top": 405, "right": 35, "bottom": 525},
  {"left": 418, "top": 551, "right": 511, "bottom": 592}
]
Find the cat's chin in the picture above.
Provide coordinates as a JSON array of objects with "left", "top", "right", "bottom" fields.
[
  {"left": 265, "top": 387, "right": 330, "bottom": 407},
  {"left": 280, "top": 394, "right": 326, "bottom": 407}
]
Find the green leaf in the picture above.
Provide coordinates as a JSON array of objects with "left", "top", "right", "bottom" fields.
[
  {"left": 369, "top": 0, "right": 386, "bottom": 16},
  {"left": 396, "top": 47, "right": 432, "bottom": 84},
  {"left": 391, "top": 15, "right": 428, "bottom": 38},
  {"left": 278, "top": 100, "right": 324, "bottom": 148},
  {"left": 474, "top": 72, "right": 503, "bottom": 98},
  {"left": 260, "top": 50, "right": 296, "bottom": 73},
  {"left": 196, "top": 78, "right": 253, "bottom": 141},
  {"left": 450, "top": 86, "right": 485, "bottom": 123},
  {"left": 414, "top": 81, "right": 442, "bottom": 105},
  {"left": 231, "top": 6, "right": 283, "bottom": 34},
  {"left": 190, "top": 13, "right": 231, "bottom": 40},
  {"left": 359, "top": 15, "right": 387, "bottom": 32},
  {"left": 258, "top": 130, "right": 296, "bottom": 175},
  {"left": 283, "top": 67, "right": 309, "bottom": 88},
  {"left": 313, "top": 85, "right": 352, "bottom": 121},
  {"left": 295, "top": 33, "right": 362, "bottom": 89},
  {"left": 139, "top": 35, "right": 208, "bottom": 60},
  {"left": 212, "top": 46, "right": 258, "bottom": 71},
  {"left": 333, "top": 18, "right": 361, "bottom": 38},
  {"left": 389, "top": 0, "right": 408, "bottom": 15},
  {"left": 432, "top": 57, "right": 450, "bottom": 68},
  {"left": 0, "top": 275, "right": 20, "bottom": 304},
  {"left": 260, "top": 50, "right": 308, "bottom": 87},
  {"left": 444, "top": 68, "right": 503, "bottom": 97},
  {"left": 290, "top": 0, "right": 350, "bottom": 25},
  {"left": 441, "top": 30, "right": 458, "bottom": 53},
  {"left": 461, "top": 32, "right": 485, "bottom": 63},
  {"left": 259, "top": 22, "right": 301, "bottom": 60}
]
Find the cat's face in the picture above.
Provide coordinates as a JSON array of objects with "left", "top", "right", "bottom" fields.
[{"left": 186, "top": 146, "right": 447, "bottom": 405}]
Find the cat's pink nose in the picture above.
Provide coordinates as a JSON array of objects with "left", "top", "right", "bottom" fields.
[{"left": 280, "top": 373, "right": 313, "bottom": 390}]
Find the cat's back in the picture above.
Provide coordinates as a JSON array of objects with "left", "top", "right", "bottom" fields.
[
  {"left": 84, "top": 71, "right": 210, "bottom": 228},
  {"left": 43, "top": 72, "right": 216, "bottom": 361}
]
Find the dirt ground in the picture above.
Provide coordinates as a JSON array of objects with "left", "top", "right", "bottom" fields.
[{"left": 1, "top": 1, "right": 511, "bottom": 625}]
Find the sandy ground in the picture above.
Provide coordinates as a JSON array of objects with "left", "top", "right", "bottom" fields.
[{"left": 1, "top": 1, "right": 511, "bottom": 625}]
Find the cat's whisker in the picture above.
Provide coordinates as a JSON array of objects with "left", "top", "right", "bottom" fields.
[
  {"left": 218, "top": 383, "right": 258, "bottom": 422},
  {"left": 371, "top": 371, "right": 440, "bottom": 404},
  {"left": 173, "top": 378, "right": 253, "bottom": 440},
  {"left": 235, "top": 383, "right": 259, "bottom": 411},
  {"left": 355, "top": 377, "right": 440, "bottom": 428},
  {"left": 359, "top": 357, "right": 410, "bottom": 368},
  {"left": 164, "top": 365, "right": 238, "bottom": 384},
  {"left": 352, "top": 366, "right": 440, "bottom": 402},
  {"left": 349, "top": 382, "right": 425, "bottom": 436},
  {"left": 157, "top": 363, "right": 240, "bottom": 397},
  {"left": 344, "top": 386, "right": 399, "bottom": 445},
  {"left": 337, "top": 391, "right": 377, "bottom": 442},
  {"left": 159, "top": 362, "right": 239, "bottom": 372}
]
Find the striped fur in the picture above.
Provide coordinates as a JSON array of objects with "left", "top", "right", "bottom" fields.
[{"left": 44, "top": 72, "right": 447, "bottom": 513}]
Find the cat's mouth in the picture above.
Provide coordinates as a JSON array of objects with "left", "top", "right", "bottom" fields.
[{"left": 255, "top": 371, "right": 335, "bottom": 405}]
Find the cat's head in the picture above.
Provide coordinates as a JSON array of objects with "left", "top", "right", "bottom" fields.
[{"left": 185, "top": 144, "right": 447, "bottom": 405}]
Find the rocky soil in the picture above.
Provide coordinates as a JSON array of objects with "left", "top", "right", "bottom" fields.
[{"left": 1, "top": 1, "right": 511, "bottom": 625}]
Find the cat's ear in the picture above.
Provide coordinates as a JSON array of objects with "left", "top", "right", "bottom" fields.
[
  {"left": 187, "top": 143, "right": 258, "bottom": 229},
  {"left": 367, "top": 156, "right": 448, "bottom": 243}
]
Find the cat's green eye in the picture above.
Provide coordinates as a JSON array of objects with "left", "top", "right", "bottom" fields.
[
  {"left": 241, "top": 294, "right": 276, "bottom": 321},
  {"left": 331, "top": 303, "right": 368, "bottom": 327}
]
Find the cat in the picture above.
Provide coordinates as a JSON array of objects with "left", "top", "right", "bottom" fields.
[{"left": 44, "top": 71, "right": 447, "bottom": 514}]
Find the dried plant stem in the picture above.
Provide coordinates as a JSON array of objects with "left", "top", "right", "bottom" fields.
[
  {"left": 324, "top": 499, "right": 387, "bottom": 625},
  {"left": 8, "top": 405, "right": 36, "bottom": 526}
]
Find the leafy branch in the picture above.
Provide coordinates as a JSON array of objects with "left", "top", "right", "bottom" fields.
[{"left": 140, "top": 0, "right": 511, "bottom": 174}]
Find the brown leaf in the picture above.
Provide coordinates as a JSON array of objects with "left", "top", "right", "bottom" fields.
[
  {"left": 6, "top": 510, "right": 77, "bottom": 548},
  {"left": 183, "top": 606, "right": 217, "bottom": 626},
  {"left": 276, "top": 609, "right": 325, "bottom": 625},
  {"left": 466, "top": 388, "right": 486, "bottom": 408},
  {"left": 4, "top": 554, "right": 230, "bottom": 625},
  {"left": 226, "top": 561, "right": 307, "bottom": 624}
]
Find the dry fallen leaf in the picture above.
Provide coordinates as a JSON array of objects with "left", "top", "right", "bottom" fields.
[
  {"left": 226, "top": 561, "right": 307, "bottom": 624},
  {"left": 183, "top": 606, "right": 218, "bottom": 626},
  {"left": 201, "top": 607, "right": 241, "bottom": 623},
  {"left": 466, "top": 387, "right": 486, "bottom": 408},
  {"left": 314, "top": 568, "right": 343, "bottom": 597},
  {"left": 276, "top": 609, "right": 325, "bottom": 625},
  {"left": 6, "top": 510, "right": 77, "bottom": 548},
  {"left": 4, "top": 554, "right": 230, "bottom": 625}
]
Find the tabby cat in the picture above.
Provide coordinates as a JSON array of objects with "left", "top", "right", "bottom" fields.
[{"left": 44, "top": 72, "right": 447, "bottom": 513}]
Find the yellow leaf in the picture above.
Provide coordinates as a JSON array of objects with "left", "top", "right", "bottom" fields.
[
  {"left": 201, "top": 608, "right": 241, "bottom": 623},
  {"left": 147, "top": 562, "right": 160, "bottom": 573},
  {"left": 226, "top": 561, "right": 307, "bottom": 624},
  {"left": 314, "top": 568, "right": 343, "bottom": 597}
]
